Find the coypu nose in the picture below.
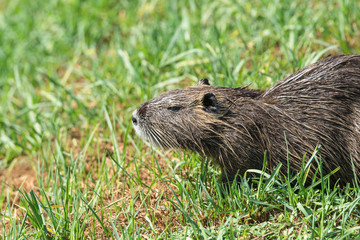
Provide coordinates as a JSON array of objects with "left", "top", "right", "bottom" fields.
[
  {"left": 132, "top": 111, "right": 138, "bottom": 126},
  {"left": 132, "top": 114, "right": 138, "bottom": 126}
]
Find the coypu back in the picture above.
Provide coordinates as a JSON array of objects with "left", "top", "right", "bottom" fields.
[{"left": 132, "top": 55, "right": 360, "bottom": 186}]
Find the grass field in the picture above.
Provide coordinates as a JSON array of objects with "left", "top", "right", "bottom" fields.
[{"left": 1, "top": 0, "right": 360, "bottom": 239}]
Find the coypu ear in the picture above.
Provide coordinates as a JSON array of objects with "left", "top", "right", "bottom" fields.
[
  {"left": 202, "top": 92, "right": 217, "bottom": 112},
  {"left": 198, "top": 78, "right": 210, "bottom": 85}
]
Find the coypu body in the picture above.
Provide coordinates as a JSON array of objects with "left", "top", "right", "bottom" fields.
[{"left": 132, "top": 55, "right": 360, "bottom": 185}]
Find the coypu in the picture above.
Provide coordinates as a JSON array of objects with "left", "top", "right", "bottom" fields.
[{"left": 132, "top": 55, "right": 360, "bottom": 186}]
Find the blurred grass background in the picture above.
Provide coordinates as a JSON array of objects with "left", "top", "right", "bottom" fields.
[{"left": 1, "top": 0, "right": 360, "bottom": 239}]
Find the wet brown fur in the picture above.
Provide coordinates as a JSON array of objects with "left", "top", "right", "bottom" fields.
[{"left": 132, "top": 55, "right": 360, "bottom": 185}]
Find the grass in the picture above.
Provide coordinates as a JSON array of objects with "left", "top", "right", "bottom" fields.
[{"left": 1, "top": 0, "right": 360, "bottom": 238}]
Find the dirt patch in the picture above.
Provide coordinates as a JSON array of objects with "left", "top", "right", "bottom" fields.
[
  {"left": 0, "top": 158, "right": 38, "bottom": 235},
  {"left": 0, "top": 159, "right": 37, "bottom": 205}
]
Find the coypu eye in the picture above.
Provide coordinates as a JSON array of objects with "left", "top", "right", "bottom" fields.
[{"left": 167, "top": 106, "right": 181, "bottom": 112}]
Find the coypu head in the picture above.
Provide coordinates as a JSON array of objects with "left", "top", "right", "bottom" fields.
[
  {"left": 132, "top": 79, "right": 263, "bottom": 154},
  {"left": 132, "top": 79, "right": 229, "bottom": 151}
]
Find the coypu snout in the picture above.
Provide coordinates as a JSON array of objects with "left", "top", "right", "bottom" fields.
[
  {"left": 131, "top": 111, "right": 138, "bottom": 126},
  {"left": 131, "top": 108, "right": 147, "bottom": 144},
  {"left": 133, "top": 55, "right": 360, "bottom": 185}
]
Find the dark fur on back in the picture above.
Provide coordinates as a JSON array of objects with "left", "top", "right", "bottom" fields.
[{"left": 132, "top": 55, "right": 360, "bottom": 185}]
